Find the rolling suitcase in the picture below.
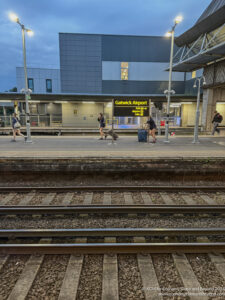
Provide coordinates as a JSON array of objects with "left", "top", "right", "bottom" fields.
[
  {"left": 138, "top": 129, "right": 148, "bottom": 142},
  {"left": 107, "top": 129, "right": 119, "bottom": 140}
]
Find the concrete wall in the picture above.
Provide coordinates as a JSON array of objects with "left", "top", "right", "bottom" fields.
[
  {"left": 62, "top": 103, "right": 104, "bottom": 127},
  {"left": 16, "top": 67, "right": 61, "bottom": 93}
]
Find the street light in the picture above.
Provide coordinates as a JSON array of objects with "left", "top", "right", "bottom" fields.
[
  {"left": 192, "top": 76, "right": 206, "bottom": 144},
  {"left": 9, "top": 12, "right": 34, "bottom": 143},
  {"left": 164, "top": 15, "right": 183, "bottom": 143}
]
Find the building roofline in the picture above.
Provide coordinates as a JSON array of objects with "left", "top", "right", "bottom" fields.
[
  {"left": 58, "top": 32, "right": 167, "bottom": 39},
  {"left": 175, "top": 4, "right": 225, "bottom": 46}
]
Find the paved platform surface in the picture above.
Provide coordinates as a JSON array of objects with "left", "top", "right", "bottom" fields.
[{"left": 0, "top": 135, "right": 224, "bottom": 158}]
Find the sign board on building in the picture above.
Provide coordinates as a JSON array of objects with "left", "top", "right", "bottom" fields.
[{"left": 113, "top": 100, "right": 149, "bottom": 117}]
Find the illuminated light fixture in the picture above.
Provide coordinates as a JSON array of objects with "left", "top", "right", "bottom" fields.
[
  {"left": 165, "top": 31, "right": 172, "bottom": 37},
  {"left": 175, "top": 15, "right": 183, "bottom": 24},
  {"left": 26, "top": 29, "right": 34, "bottom": 37},
  {"left": 82, "top": 101, "right": 95, "bottom": 104},
  {"left": 0, "top": 100, "right": 12, "bottom": 103},
  {"left": 181, "top": 102, "right": 193, "bottom": 105},
  {"left": 29, "top": 100, "right": 40, "bottom": 103},
  {"left": 54, "top": 101, "right": 68, "bottom": 104},
  {"left": 9, "top": 12, "right": 19, "bottom": 23}
]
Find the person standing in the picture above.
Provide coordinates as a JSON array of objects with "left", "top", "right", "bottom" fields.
[
  {"left": 11, "top": 113, "right": 25, "bottom": 142},
  {"left": 147, "top": 116, "right": 157, "bottom": 143},
  {"left": 212, "top": 110, "right": 223, "bottom": 135},
  {"left": 97, "top": 113, "right": 106, "bottom": 140}
]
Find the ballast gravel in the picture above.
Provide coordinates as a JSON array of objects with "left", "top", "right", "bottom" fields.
[
  {"left": 51, "top": 193, "right": 67, "bottom": 205},
  {"left": 148, "top": 193, "right": 164, "bottom": 204},
  {"left": 92, "top": 192, "right": 103, "bottom": 204},
  {"left": 118, "top": 254, "right": 145, "bottom": 300},
  {"left": 111, "top": 192, "right": 125, "bottom": 204},
  {"left": 28, "top": 193, "right": 45, "bottom": 205},
  {"left": 26, "top": 254, "right": 69, "bottom": 299},
  {"left": 1, "top": 215, "right": 225, "bottom": 229},
  {"left": 0, "top": 255, "right": 29, "bottom": 300},
  {"left": 132, "top": 192, "right": 144, "bottom": 204},
  {"left": 152, "top": 254, "right": 189, "bottom": 300},
  {"left": 186, "top": 254, "right": 225, "bottom": 300},
  {"left": 76, "top": 254, "right": 103, "bottom": 300},
  {"left": 70, "top": 192, "right": 84, "bottom": 205}
]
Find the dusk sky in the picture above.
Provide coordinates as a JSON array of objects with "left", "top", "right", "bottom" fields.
[{"left": 0, "top": 0, "right": 211, "bottom": 92}]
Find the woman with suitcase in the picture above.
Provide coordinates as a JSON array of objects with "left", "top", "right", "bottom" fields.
[
  {"left": 97, "top": 113, "right": 106, "bottom": 140},
  {"left": 147, "top": 116, "right": 157, "bottom": 143}
]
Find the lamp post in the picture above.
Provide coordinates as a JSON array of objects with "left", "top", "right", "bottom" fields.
[
  {"left": 192, "top": 76, "right": 206, "bottom": 144},
  {"left": 164, "top": 15, "right": 183, "bottom": 143},
  {"left": 9, "top": 13, "right": 34, "bottom": 143}
]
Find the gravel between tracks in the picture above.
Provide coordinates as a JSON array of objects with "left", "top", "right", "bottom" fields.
[
  {"left": 92, "top": 192, "right": 103, "bottom": 204},
  {"left": 111, "top": 192, "right": 125, "bottom": 204},
  {"left": 118, "top": 254, "right": 145, "bottom": 300},
  {"left": 76, "top": 255, "right": 103, "bottom": 300},
  {"left": 170, "top": 193, "right": 187, "bottom": 205},
  {"left": 132, "top": 192, "right": 144, "bottom": 204},
  {"left": 71, "top": 192, "right": 84, "bottom": 205},
  {"left": 152, "top": 254, "right": 189, "bottom": 300},
  {"left": 0, "top": 255, "right": 29, "bottom": 300},
  {"left": 1, "top": 216, "right": 225, "bottom": 229},
  {"left": 26, "top": 254, "right": 69, "bottom": 299},
  {"left": 149, "top": 193, "right": 164, "bottom": 204},
  {"left": 214, "top": 193, "right": 225, "bottom": 205},
  {"left": 29, "top": 193, "right": 45, "bottom": 205},
  {"left": 7, "top": 194, "right": 24, "bottom": 205},
  {"left": 51, "top": 193, "right": 67, "bottom": 205},
  {"left": 186, "top": 254, "right": 225, "bottom": 300}
]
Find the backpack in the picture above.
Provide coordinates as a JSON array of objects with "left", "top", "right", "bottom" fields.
[{"left": 217, "top": 114, "right": 223, "bottom": 123}]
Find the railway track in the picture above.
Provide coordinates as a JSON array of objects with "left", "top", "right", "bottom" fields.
[
  {"left": 0, "top": 204, "right": 225, "bottom": 215},
  {"left": 1, "top": 185, "right": 225, "bottom": 192},
  {"left": 1, "top": 228, "right": 225, "bottom": 254}
]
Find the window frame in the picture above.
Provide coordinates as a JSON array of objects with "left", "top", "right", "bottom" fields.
[
  {"left": 27, "top": 78, "right": 34, "bottom": 91},
  {"left": 46, "top": 79, "right": 52, "bottom": 93},
  {"left": 121, "top": 62, "right": 129, "bottom": 80}
]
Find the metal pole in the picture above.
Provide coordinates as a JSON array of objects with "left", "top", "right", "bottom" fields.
[
  {"left": 21, "top": 25, "right": 32, "bottom": 143},
  {"left": 192, "top": 79, "right": 201, "bottom": 144},
  {"left": 164, "top": 28, "right": 175, "bottom": 143}
]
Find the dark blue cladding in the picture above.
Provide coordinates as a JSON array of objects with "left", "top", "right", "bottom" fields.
[
  {"left": 102, "top": 35, "right": 179, "bottom": 62},
  {"left": 102, "top": 81, "right": 185, "bottom": 94}
]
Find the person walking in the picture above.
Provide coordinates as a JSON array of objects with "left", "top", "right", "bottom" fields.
[
  {"left": 147, "top": 116, "right": 157, "bottom": 143},
  {"left": 11, "top": 113, "right": 25, "bottom": 142},
  {"left": 212, "top": 110, "right": 223, "bottom": 135},
  {"left": 97, "top": 113, "right": 106, "bottom": 140}
]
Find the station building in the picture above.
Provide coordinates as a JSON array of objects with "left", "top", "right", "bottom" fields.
[{"left": 0, "top": 0, "right": 224, "bottom": 132}]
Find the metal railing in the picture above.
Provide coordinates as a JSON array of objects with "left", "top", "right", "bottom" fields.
[{"left": 0, "top": 115, "right": 62, "bottom": 127}]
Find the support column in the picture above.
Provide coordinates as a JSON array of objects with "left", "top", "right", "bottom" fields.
[{"left": 201, "top": 88, "right": 216, "bottom": 133}]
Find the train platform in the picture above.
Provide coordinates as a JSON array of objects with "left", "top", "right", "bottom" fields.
[{"left": 0, "top": 135, "right": 224, "bottom": 158}]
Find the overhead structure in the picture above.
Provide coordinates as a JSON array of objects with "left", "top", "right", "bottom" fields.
[{"left": 172, "top": 0, "right": 225, "bottom": 72}]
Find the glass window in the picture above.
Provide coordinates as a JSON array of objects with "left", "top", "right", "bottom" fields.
[
  {"left": 46, "top": 79, "right": 52, "bottom": 93},
  {"left": 121, "top": 62, "right": 128, "bottom": 80},
  {"left": 28, "top": 78, "right": 34, "bottom": 91},
  {"left": 192, "top": 71, "right": 196, "bottom": 79}
]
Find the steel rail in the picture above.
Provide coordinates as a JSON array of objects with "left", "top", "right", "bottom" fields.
[
  {"left": 0, "top": 186, "right": 225, "bottom": 192},
  {"left": 1, "top": 228, "right": 225, "bottom": 238},
  {"left": 1, "top": 243, "right": 225, "bottom": 254},
  {"left": 0, "top": 205, "right": 225, "bottom": 215}
]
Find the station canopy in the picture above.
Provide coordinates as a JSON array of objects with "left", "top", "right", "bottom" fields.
[{"left": 172, "top": 0, "right": 225, "bottom": 72}]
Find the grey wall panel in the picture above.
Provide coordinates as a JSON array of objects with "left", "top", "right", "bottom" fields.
[
  {"left": 59, "top": 33, "right": 102, "bottom": 93},
  {"left": 102, "top": 80, "right": 185, "bottom": 95},
  {"left": 102, "top": 61, "right": 185, "bottom": 81},
  {"left": 185, "top": 79, "right": 198, "bottom": 95},
  {"left": 102, "top": 35, "right": 179, "bottom": 62}
]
